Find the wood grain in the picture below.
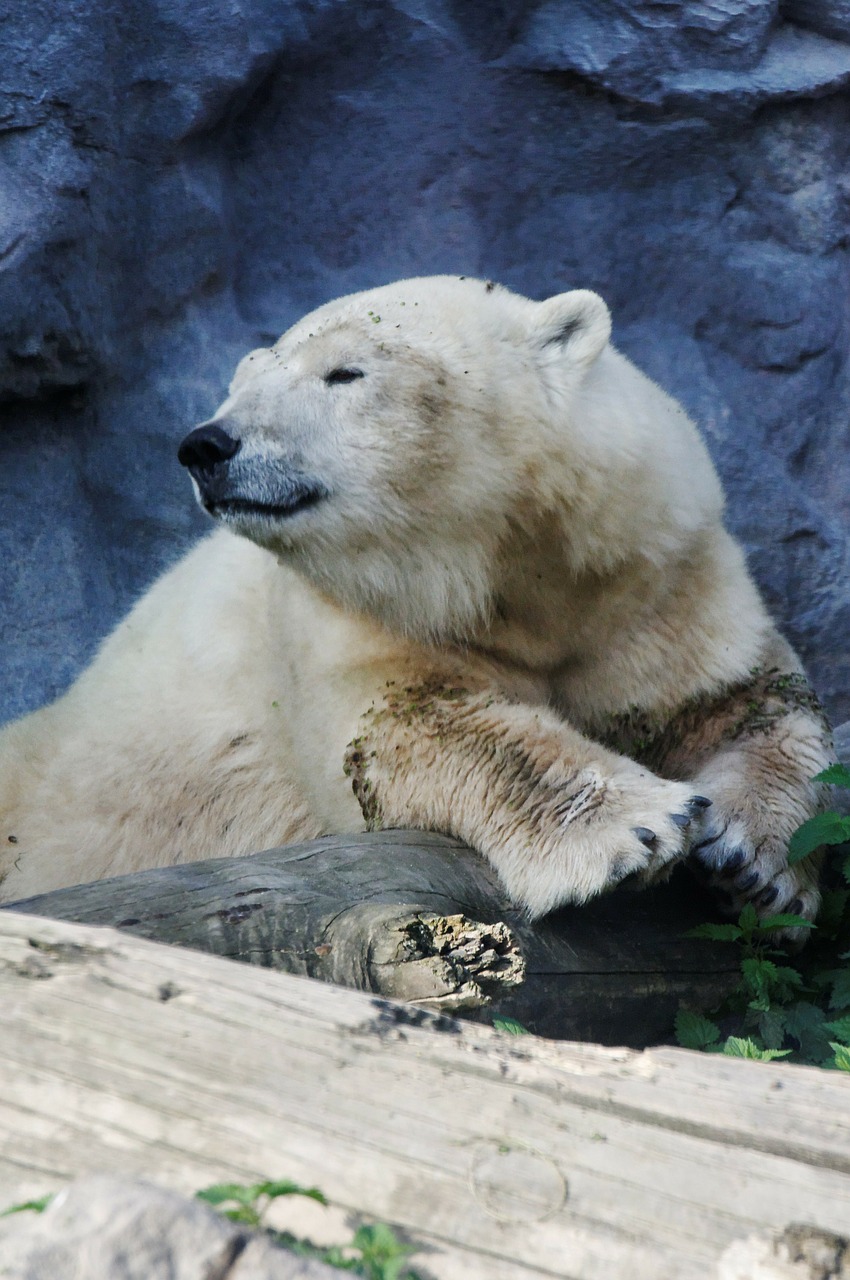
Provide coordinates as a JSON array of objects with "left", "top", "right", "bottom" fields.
[{"left": 2, "top": 911, "right": 849, "bottom": 1279}]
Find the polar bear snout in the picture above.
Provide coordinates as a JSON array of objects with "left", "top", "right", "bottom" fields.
[
  {"left": 178, "top": 422, "right": 242, "bottom": 480},
  {"left": 178, "top": 421, "right": 251, "bottom": 519},
  {"left": 179, "top": 421, "right": 329, "bottom": 530}
]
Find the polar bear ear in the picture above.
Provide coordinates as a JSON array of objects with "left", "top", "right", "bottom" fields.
[{"left": 531, "top": 290, "right": 611, "bottom": 369}]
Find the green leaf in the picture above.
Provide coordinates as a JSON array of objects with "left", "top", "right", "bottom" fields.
[
  {"left": 252, "top": 1180, "right": 327, "bottom": 1206},
  {"left": 352, "top": 1222, "right": 415, "bottom": 1280},
  {"left": 740, "top": 958, "right": 805, "bottom": 1010},
  {"left": 675, "top": 1010, "right": 721, "bottom": 1050},
  {"left": 757, "top": 1007, "right": 788, "bottom": 1051},
  {"left": 766, "top": 968, "right": 805, "bottom": 1010},
  {"left": 831, "top": 1043, "right": 850, "bottom": 1072},
  {"left": 789, "top": 813, "right": 850, "bottom": 863},
  {"left": 740, "top": 957, "right": 779, "bottom": 1009},
  {"left": 738, "top": 904, "right": 759, "bottom": 935},
  {"left": 757, "top": 914, "right": 816, "bottom": 932},
  {"left": 196, "top": 1178, "right": 328, "bottom": 1225},
  {"left": 815, "top": 888, "right": 849, "bottom": 939},
  {"left": 0, "top": 1195, "right": 53, "bottom": 1218},
  {"left": 814, "top": 764, "right": 850, "bottom": 789},
  {"left": 492, "top": 1016, "right": 530, "bottom": 1036},
  {"left": 222, "top": 1206, "right": 261, "bottom": 1225},
  {"left": 196, "top": 1183, "right": 260, "bottom": 1207},
  {"left": 827, "top": 969, "right": 850, "bottom": 1010},
  {"left": 783, "top": 1002, "right": 834, "bottom": 1064},
  {"left": 824, "top": 1015, "right": 850, "bottom": 1045},
  {"left": 197, "top": 1179, "right": 325, "bottom": 1206},
  {"left": 722, "top": 1036, "right": 791, "bottom": 1061},
  {"left": 683, "top": 923, "right": 742, "bottom": 942}
]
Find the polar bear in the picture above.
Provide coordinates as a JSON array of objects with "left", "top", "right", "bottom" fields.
[{"left": 0, "top": 276, "right": 833, "bottom": 930}]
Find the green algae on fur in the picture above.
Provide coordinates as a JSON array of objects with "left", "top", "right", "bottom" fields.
[
  {"left": 343, "top": 736, "right": 384, "bottom": 830},
  {"left": 598, "top": 668, "right": 830, "bottom": 773}
]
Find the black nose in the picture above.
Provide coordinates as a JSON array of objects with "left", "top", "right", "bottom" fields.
[{"left": 178, "top": 423, "right": 241, "bottom": 474}]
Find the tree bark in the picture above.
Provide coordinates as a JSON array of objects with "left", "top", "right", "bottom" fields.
[{"left": 3, "top": 830, "right": 737, "bottom": 1045}]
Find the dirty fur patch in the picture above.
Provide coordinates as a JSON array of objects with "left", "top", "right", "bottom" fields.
[
  {"left": 344, "top": 680, "right": 475, "bottom": 829},
  {"left": 598, "top": 667, "right": 831, "bottom": 775},
  {"left": 343, "top": 735, "right": 384, "bottom": 829},
  {"left": 343, "top": 678, "right": 605, "bottom": 834}
]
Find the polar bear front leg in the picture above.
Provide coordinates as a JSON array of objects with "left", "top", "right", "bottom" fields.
[
  {"left": 342, "top": 678, "right": 712, "bottom": 918},
  {"left": 685, "top": 700, "right": 832, "bottom": 928},
  {"left": 645, "top": 659, "right": 834, "bottom": 930}
]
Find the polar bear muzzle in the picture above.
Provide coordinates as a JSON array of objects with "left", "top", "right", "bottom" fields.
[{"left": 178, "top": 421, "right": 327, "bottom": 524}]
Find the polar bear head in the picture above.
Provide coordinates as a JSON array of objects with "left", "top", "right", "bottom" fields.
[{"left": 178, "top": 276, "right": 713, "bottom": 641}]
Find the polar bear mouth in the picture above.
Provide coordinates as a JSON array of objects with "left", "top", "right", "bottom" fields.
[{"left": 206, "top": 491, "right": 327, "bottom": 521}]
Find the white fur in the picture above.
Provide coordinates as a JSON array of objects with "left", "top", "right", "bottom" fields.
[{"left": 0, "top": 277, "right": 826, "bottom": 919}]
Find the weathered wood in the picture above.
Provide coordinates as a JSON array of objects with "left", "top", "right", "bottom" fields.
[
  {"left": 3, "top": 1182, "right": 846, "bottom": 1280},
  {"left": 1, "top": 912, "right": 850, "bottom": 1280},
  {"left": 4, "top": 830, "right": 738, "bottom": 1045},
  {"left": 718, "top": 1224, "right": 850, "bottom": 1280}
]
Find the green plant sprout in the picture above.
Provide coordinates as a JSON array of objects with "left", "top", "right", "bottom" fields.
[
  {"left": 195, "top": 1178, "right": 327, "bottom": 1226},
  {"left": 491, "top": 1015, "right": 530, "bottom": 1035},
  {"left": 788, "top": 763, "right": 850, "bottom": 862},
  {"left": 677, "top": 764, "right": 850, "bottom": 1069},
  {"left": 196, "top": 1180, "right": 419, "bottom": 1280},
  {"left": 0, "top": 1195, "right": 54, "bottom": 1217}
]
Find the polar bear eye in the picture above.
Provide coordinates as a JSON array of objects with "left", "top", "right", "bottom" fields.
[{"left": 324, "top": 367, "right": 365, "bottom": 386}]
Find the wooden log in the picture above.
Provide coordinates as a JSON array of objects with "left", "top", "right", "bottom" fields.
[
  {"left": 1, "top": 911, "right": 850, "bottom": 1280},
  {"left": 3, "top": 830, "right": 738, "bottom": 1045}
]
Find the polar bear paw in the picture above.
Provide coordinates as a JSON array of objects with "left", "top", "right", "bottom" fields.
[
  {"left": 681, "top": 712, "right": 829, "bottom": 942},
  {"left": 690, "top": 808, "right": 820, "bottom": 939},
  {"left": 508, "top": 771, "right": 712, "bottom": 919}
]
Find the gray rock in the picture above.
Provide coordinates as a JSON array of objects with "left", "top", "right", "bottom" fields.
[
  {"left": 835, "top": 721, "right": 850, "bottom": 763},
  {"left": 0, "top": 1176, "right": 340, "bottom": 1279},
  {"left": 0, "top": 0, "right": 848, "bottom": 724},
  {"left": 784, "top": 0, "right": 850, "bottom": 41},
  {"left": 501, "top": 3, "right": 850, "bottom": 108}
]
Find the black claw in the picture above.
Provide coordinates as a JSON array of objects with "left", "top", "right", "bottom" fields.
[
  {"left": 689, "top": 795, "right": 713, "bottom": 811},
  {"left": 736, "top": 870, "right": 760, "bottom": 892},
  {"left": 758, "top": 884, "right": 779, "bottom": 907},
  {"left": 718, "top": 848, "right": 746, "bottom": 876},
  {"left": 787, "top": 897, "right": 804, "bottom": 917},
  {"left": 692, "top": 832, "right": 722, "bottom": 856},
  {"left": 669, "top": 812, "right": 691, "bottom": 829},
  {"left": 632, "top": 826, "right": 657, "bottom": 848}
]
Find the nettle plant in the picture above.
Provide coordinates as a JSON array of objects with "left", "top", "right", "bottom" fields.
[
  {"left": 676, "top": 764, "right": 850, "bottom": 1069},
  {"left": 196, "top": 1181, "right": 419, "bottom": 1280}
]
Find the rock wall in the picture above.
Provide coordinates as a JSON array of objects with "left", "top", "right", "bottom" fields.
[{"left": 1, "top": 0, "right": 849, "bottom": 721}]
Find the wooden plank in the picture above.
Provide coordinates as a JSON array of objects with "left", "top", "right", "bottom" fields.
[
  {"left": 1, "top": 910, "right": 849, "bottom": 1279},
  {"left": 3, "top": 830, "right": 738, "bottom": 1045}
]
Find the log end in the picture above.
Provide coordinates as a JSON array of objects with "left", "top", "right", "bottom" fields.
[{"left": 348, "top": 909, "right": 525, "bottom": 1011}]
